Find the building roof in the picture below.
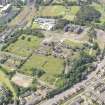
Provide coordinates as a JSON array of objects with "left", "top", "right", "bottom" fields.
[{"left": 1, "top": 4, "right": 11, "bottom": 12}]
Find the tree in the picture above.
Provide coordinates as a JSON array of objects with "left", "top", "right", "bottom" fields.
[
  {"left": 102, "top": 22, "right": 105, "bottom": 31},
  {"left": 32, "top": 68, "right": 45, "bottom": 77},
  {"left": 21, "top": 36, "right": 25, "bottom": 40},
  {"left": 54, "top": 19, "right": 69, "bottom": 30},
  {"left": 27, "top": 37, "right": 31, "bottom": 42},
  {"left": 63, "top": 50, "right": 95, "bottom": 88},
  {"left": 35, "top": 0, "right": 44, "bottom": 10},
  {"left": 102, "top": 46, "right": 105, "bottom": 58},
  {"left": 87, "top": 26, "right": 97, "bottom": 42},
  {"left": 75, "top": 6, "right": 101, "bottom": 25}
]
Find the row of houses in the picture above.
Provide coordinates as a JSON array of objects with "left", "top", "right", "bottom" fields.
[{"left": 83, "top": 57, "right": 105, "bottom": 105}]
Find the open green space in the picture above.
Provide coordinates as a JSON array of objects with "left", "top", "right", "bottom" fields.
[
  {"left": 5, "top": 35, "right": 42, "bottom": 57},
  {"left": 38, "top": 5, "right": 79, "bottom": 21},
  {"left": 39, "top": 5, "right": 66, "bottom": 16},
  {"left": 69, "top": 6, "right": 80, "bottom": 15},
  {"left": 37, "top": 2, "right": 105, "bottom": 23},
  {"left": 63, "top": 39, "right": 84, "bottom": 48},
  {"left": 20, "top": 54, "right": 64, "bottom": 85},
  {"left": 0, "top": 69, "right": 17, "bottom": 99},
  {"left": 31, "top": 22, "right": 41, "bottom": 29},
  {"left": 64, "top": 6, "right": 80, "bottom": 21},
  {"left": 91, "top": 3, "right": 105, "bottom": 24}
]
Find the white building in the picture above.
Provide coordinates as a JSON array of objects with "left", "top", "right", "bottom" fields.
[{"left": 34, "top": 18, "right": 56, "bottom": 30}]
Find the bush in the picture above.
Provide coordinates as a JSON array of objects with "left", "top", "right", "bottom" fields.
[
  {"left": 54, "top": 19, "right": 70, "bottom": 30},
  {"left": 32, "top": 68, "right": 45, "bottom": 77},
  {"left": 22, "top": 28, "right": 45, "bottom": 38},
  {"left": 27, "top": 37, "right": 31, "bottom": 42},
  {"left": 21, "top": 36, "right": 25, "bottom": 40}
]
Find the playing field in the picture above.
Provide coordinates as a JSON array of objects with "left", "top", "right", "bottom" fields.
[
  {"left": 5, "top": 35, "right": 42, "bottom": 57},
  {"left": 39, "top": 5, "right": 66, "bottom": 16},
  {"left": 20, "top": 54, "right": 64, "bottom": 85},
  {"left": 38, "top": 5, "right": 79, "bottom": 21}
]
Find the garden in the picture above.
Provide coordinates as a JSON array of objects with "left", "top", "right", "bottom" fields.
[{"left": 4, "top": 35, "right": 42, "bottom": 57}]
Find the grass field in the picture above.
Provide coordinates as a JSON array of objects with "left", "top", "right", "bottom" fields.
[
  {"left": 5, "top": 35, "right": 42, "bottom": 57},
  {"left": 63, "top": 39, "right": 84, "bottom": 48},
  {"left": 39, "top": 5, "right": 66, "bottom": 16},
  {"left": 31, "top": 22, "right": 41, "bottom": 29},
  {"left": 64, "top": 6, "right": 79, "bottom": 21},
  {"left": 69, "top": 6, "right": 80, "bottom": 15},
  {"left": 20, "top": 54, "right": 64, "bottom": 85},
  {"left": 38, "top": 5, "right": 79, "bottom": 21},
  {"left": 38, "top": 2, "right": 104, "bottom": 23},
  {"left": 0, "top": 69, "right": 17, "bottom": 99}
]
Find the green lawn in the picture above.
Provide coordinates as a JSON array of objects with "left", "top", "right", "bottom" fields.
[
  {"left": 38, "top": 5, "right": 79, "bottom": 21},
  {"left": 20, "top": 54, "right": 64, "bottom": 85},
  {"left": 31, "top": 22, "right": 41, "bottom": 29},
  {"left": 64, "top": 6, "right": 79, "bottom": 21},
  {"left": 0, "top": 69, "right": 17, "bottom": 99},
  {"left": 5, "top": 35, "right": 42, "bottom": 57},
  {"left": 63, "top": 39, "right": 84, "bottom": 48},
  {"left": 39, "top": 5, "right": 66, "bottom": 16},
  {"left": 70, "top": 6, "right": 80, "bottom": 15}
]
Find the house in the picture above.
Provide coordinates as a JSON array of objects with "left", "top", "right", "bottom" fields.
[
  {"left": 19, "top": 92, "right": 43, "bottom": 105},
  {"left": 71, "top": 96, "right": 84, "bottom": 105}
]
